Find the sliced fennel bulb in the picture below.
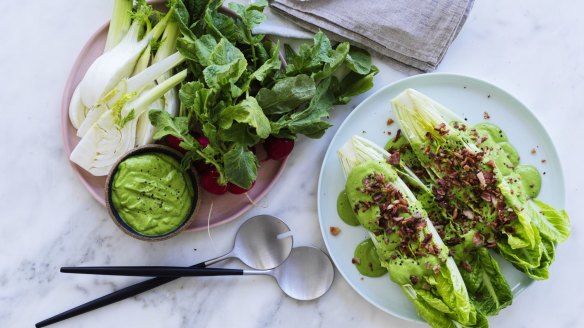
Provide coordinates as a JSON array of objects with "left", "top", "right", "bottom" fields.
[
  {"left": 70, "top": 69, "right": 187, "bottom": 176},
  {"left": 69, "top": 0, "right": 132, "bottom": 129},
  {"left": 77, "top": 51, "right": 185, "bottom": 138},
  {"left": 68, "top": 85, "right": 87, "bottom": 129},
  {"left": 71, "top": 111, "right": 137, "bottom": 176},
  {"left": 134, "top": 22, "right": 180, "bottom": 146},
  {"left": 70, "top": 2, "right": 172, "bottom": 131}
]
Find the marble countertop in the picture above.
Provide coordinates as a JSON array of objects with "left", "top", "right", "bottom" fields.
[{"left": 1, "top": 1, "right": 583, "bottom": 327}]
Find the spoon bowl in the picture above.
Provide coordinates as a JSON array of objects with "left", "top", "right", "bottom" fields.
[
  {"left": 233, "top": 214, "right": 293, "bottom": 269},
  {"left": 270, "top": 246, "right": 335, "bottom": 301},
  {"left": 203, "top": 214, "right": 293, "bottom": 270}
]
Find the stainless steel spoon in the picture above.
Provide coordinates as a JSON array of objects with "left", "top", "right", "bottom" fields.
[
  {"left": 62, "top": 246, "right": 335, "bottom": 301},
  {"left": 204, "top": 214, "right": 293, "bottom": 270},
  {"left": 36, "top": 214, "right": 293, "bottom": 327}
]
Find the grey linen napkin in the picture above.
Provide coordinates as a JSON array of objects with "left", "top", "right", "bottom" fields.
[{"left": 270, "top": 0, "right": 475, "bottom": 72}]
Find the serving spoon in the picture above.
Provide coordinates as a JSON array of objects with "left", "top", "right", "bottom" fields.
[
  {"left": 36, "top": 214, "right": 293, "bottom": 327},
  {"left": 62, "top": 246, "right": 335, "bottom": 301}
]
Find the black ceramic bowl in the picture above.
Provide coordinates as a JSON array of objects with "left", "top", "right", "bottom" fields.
[{"left": 105, "top": 145, "right": 201, "bottom": 241}]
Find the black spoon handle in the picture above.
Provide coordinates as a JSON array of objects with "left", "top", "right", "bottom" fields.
[
  {"left": 35, "top": 261, "right": 207, "bottom": 328},
  {"left": 60, "top": 266, "right": 244, "bottom": 277}
]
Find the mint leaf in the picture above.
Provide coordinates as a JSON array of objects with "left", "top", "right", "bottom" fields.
[{"left": 223, "top": 144, "right": 258, "bottom": 188}]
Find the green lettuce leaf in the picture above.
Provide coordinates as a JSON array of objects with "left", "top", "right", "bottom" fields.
[
  {"left": 434, "top": 259, "right": 476, "bottom": 326},
  {"left": 496, "top": 225, "right": 543, "bottom": 270},
  {"left": 530, "top": 199, "right": 571, "bottom": 243},
  {"left": 457, "top": 248, "right": 513, "bottom": 315},
  {"left": 401, "top": 285, "right": 457, "bottom": 328}
]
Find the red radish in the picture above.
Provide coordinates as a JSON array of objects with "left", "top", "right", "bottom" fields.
[
  {"left": 197, "top": 136, "right": 210, "bottom": 148},
  {"left": 165, "top": 135, "right": 186, "bottom": 153},
  {"left": 265, "top": 137, "right": 294, "bottom": 160},
  {"left": 200, "top": 169, "right": 227, "bottom": 195},
  {"left": 227, "top": 181, "right": 256, "bottom": 194},
  {"left": 194, "top": 161, "right": 213, "bottom": 174}
]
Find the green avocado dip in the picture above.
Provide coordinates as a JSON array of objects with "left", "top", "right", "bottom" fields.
[
  {"left": 353, "top": 239, "right": 386, "bottom": 277},
  {"left": 474, "top": 122, "right": 542, "bottom": 200},
  {"left": 111, "top": 152, "right": 195, "bottom": 236},
  {"left": 337, "top": 191, "right": 360, "bottom": 226}
]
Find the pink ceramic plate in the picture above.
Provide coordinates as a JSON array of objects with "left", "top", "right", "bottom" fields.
[{"left": 61, "top": 21, "right": 287, "bottom": 232}]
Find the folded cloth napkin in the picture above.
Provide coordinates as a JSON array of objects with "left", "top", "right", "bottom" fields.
[{"left": 269, "top": 0, "right": 475, "bottom": 72}]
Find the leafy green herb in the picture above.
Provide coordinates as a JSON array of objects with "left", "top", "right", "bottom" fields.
[{"left": 150, "top": 0, "right": 378, "bottom": 188}]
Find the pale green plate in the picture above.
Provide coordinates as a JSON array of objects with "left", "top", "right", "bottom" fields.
[{"left": 317, "top": 73, "right": 565, "bottom": 323}]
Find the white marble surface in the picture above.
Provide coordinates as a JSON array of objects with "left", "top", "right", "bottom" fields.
[{"left": 1, "top": 1, "right": 583, "bottom": 327}]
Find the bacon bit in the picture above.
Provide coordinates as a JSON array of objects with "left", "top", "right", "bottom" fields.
[
  {"left": 432, "top": 264, "right": 441, "bottom": 275},
  {"left": 329, "top": 226, "right": 341, "bottom": 236},
  {"left": 352, "top": 257, "right": 361, "bottom": 264},
  {"left": 483, "top": 111, "right": 491, "bottom": 119},
  {"left": 424, "top": 144, "right": 431, "bottom": 154},
  {"left": 392, "top": 216, "right": 404, "bottom": 223},
  {"left": 480, "top": 191, "right": 492, "bottom": 202},
  {"left": 387, "top": 131, "right": 392, "bottom": 136},
  {"left": 410, "top": 275, "right": 419, "bottom": 285},
  {"left": 461, "top": 261, "right": 473, "bottom": 272},
  {"left": 541, "top": 159, "right": 546, "bottom": 163},
  {"left": 482, "top": 171, "right": 495, "bottom": 184},
  {"left": 434, "top": 122, "right": 449, "bottom": 135},
  {"left": 415, "top": 220, "right": 427, "bottom": 230},
  {"left": 531, "top": 148, "right": 537, "bottom": 155},
  {"left": 476, "top": 136, "right": 488, "bottom": 146},
  {"left": 444, "top": 237, "right": 461, "bottom": 246},
  {"left": 462, "top": 209, "right": 475, "bottom": 220},
  {"left": 387, "top": 151, "right": 400, "bottom": 165},
  {"left": 473, "top": 232, "right": 484, "bottom": 247},
  {"left": 387, "top": 118, "right": 394, "bottom": 126},
  {"left": 477, "top": 171, "right": 486, "bottom": 189},
  {"left": 393, "top": 129, "right": 402, "bottom": 142}
]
